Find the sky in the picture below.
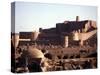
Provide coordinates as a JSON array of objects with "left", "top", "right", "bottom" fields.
[{"left": 14, "top": 2, "right": 97, "bottom": 33}]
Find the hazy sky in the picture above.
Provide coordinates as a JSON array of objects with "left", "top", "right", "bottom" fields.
[{"left": 15, "top": 2, "right": 97, "bottom": 33}]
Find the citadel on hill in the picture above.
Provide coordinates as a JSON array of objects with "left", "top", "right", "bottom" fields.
[{"left": 18, "top": 16, "right": 97, "bottom": 47}]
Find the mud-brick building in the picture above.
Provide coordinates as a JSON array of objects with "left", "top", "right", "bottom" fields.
[
  {"left": 38, "top": 16, "right": 97, "bottom": 46},
  {"left": 18, "top": 16, "right": 97, "bottom": 47}
]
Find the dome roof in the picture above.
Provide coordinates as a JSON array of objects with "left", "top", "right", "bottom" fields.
[{"left": 28, "top": 47, "right": 44, "bottom": 58}]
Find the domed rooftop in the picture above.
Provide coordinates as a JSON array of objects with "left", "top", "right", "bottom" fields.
[{"left": 28, "top": 47, "right": 44, "bottom": 58}]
